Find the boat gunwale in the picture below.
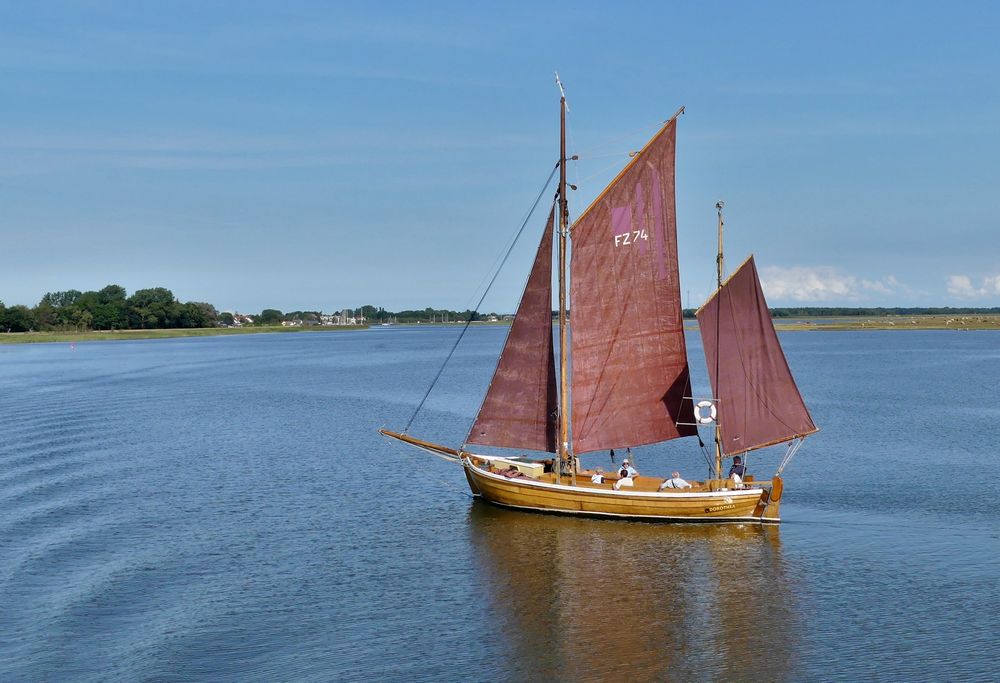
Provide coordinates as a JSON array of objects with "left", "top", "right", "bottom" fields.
[{"left": 464, "top": 457, "right": 764, "bottom": 500}]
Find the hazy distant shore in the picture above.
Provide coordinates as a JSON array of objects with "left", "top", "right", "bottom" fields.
[
  {"left": 4, "top": 315, "right": 998, "bottom": 345},
  {"left": 396, "top": 316, "right": 1000, "bottom": 331},
  {"left": 677, "top": 314, "right": 1000, "bottom": 331},
  {"left": 392, "top": 316, "right": 1000, "bottom": 332},
  {"left": 770, "top": 314, "right": 1000, "bottom": 331},
  {"left": 0, "top": 325, "right": 368, "bottom": 345}
]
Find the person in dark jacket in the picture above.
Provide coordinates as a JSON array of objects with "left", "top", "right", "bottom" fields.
[{"left": 729, "top": 455, "right": 747, "bottom": 484}]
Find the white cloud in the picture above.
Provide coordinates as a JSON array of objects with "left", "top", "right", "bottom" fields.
[
  {"left": 947, "top": 275, "right": 977, "bottom": 298},
  {"left": 983, "top": 276, "right": 1000, "bottom": 295},
  {"left": 760, "top": 266, "right": 903, "bottom": 302},
  {"left": 947, "top": 274, "right": 1000, "bottom": 298}
]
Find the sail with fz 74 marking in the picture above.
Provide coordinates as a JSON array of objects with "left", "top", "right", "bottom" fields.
[{"left": 569, "top": 119, "right": 696, "bottom": 454}]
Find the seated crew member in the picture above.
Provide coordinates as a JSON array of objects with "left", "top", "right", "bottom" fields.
[
  {"left": 658, "top": 471, "right": 692, "bottom": 490},
  {"left": 614, "top": 459, "right": 639, "bottom": 490},
  {"left": 729, "top": 455, "right": 747, "bottom": 488}
]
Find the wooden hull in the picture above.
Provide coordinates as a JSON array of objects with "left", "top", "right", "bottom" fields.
[
  {"left": 464, "top": 459, "right": 779, "bottom": 523},
  {"left": 377, "top": 430, "right": 782, "bottom": 522}
]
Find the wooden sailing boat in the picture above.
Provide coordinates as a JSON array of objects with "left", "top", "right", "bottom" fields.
[{"left": 381, "top": 92, "right": 817, "bottom": 523}]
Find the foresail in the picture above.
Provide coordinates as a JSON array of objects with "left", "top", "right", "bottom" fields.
[
  {"left": 467, "top": 209, "right": 558, "bottom": 452},
  {"left": 569, "top": 119, "right": 696, "bottom": 454},
  {"left": 696, "top": 256, "right": 818, "bottom": 455}
]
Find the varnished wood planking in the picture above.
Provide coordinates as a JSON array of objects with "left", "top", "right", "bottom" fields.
[{"left": 467, "top": 464, "right": 768, "bottom": 520}]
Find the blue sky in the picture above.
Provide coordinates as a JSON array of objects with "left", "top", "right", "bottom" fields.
[{"left": 2, "top": 1, "right": 999, "bottom": 312}]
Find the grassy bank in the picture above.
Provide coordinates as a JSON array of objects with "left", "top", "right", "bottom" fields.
[
  {"left": 771, "top": 315, "right": 1000, "bottom": 331},
  {"left": 0, "top": 325, "right": 368, "bottom": 344},
  {"left": 678, "top": 315, "right": 1000, "bottom": 331},
  {"left": 8, "top": 316, "right": 996, "bottom": 344}
]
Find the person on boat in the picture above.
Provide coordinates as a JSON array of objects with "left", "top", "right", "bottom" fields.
[
  {"left": 658, "top": 471, "right": 692, "bottom": 490},
  {"left": 729, "top": 456, "right": 746, "bottom": 487},
  {"left": 613, "top": 459, "right": 639, "bottom": 490},
  {"left": 591, "top": 467, "right": 605, "bottom": 484}
]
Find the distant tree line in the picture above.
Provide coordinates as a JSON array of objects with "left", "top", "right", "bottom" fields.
[
  {"left": 681, "top": 306, "right": 1000, "bottom": 319},
  {"left": 0, "top": 286, "right": 364, "bottom": 333},
  {"left": 0, "top": 285, "right": 219, "bottom": 333},
  {"left": 362, "top": 304, "right": 1000, "bottom": 324},
  {"left": 775, "top": 306, "right": 1000, "bottom": 317},
  {"left": 8, "top": 292, "right": 1000, "bottom": 333},
  {"left": 358, "top": 305, "right": 486, "bottom": 324}
]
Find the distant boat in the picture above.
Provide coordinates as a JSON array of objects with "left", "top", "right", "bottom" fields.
[{"left": 382, "top": 89, "right": 817, "bottom": 522}]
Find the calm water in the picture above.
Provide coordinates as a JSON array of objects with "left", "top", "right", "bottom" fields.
[{"left": 1, "top": 328, "right": 997, "bottom": 681}]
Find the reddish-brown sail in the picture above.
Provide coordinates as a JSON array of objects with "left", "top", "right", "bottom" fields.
[
  {"left": 467, "top": 210, "right": 558, "bottom": 452},
  {"left": 697, "top": 256, "right": 818, "bottom": 455},
  {"left": 569, "top": 119, "right": 696, "bottom": 454}
]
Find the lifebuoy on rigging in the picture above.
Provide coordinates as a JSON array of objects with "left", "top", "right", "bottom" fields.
[{"left": 694, "top": 400, "right": 717, "bottom": 425}]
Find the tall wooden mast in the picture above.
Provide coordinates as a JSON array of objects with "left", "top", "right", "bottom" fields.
[
  {"left": 714, "top": 200, "right": 725, "bottom": 482},
  {"left": 557, "top": 93, "right": 572, "bottom": 485}
]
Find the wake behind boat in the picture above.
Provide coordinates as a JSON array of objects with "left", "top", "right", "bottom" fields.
[{"left": 381, "top": 83, "right": 817, "bottom": 523}]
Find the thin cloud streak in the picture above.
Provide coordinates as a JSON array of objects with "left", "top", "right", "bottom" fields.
[
  {"left": 0, "top": 129, "right": 547, "bottom": 154},
  {"left": 0, "top": 129, "right": 549, "bottom": 173},
  {"left": 716, "top": 77, "right": 900, "bottom": 97},
  {"left": 0, "top": 17, "right": 492, "bottom": 86}
]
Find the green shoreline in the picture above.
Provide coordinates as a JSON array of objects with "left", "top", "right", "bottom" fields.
[
  {"left": 711, "top": 314, "right": 1000, "bottom": 331},
  {"left": 0, "top": 325, "right": 368, "bottom": 345},
  {"left": 5, "top": 314, "right": 1000, "bottom": 345}
]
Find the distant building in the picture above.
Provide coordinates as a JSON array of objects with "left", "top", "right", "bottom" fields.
[{"left": 330, "top": 309, "right": 363, "bottom": 325}]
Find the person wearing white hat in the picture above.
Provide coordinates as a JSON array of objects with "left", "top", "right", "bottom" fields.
[{"left": 614, "top": 459, "right": 639, "bottom": 490}]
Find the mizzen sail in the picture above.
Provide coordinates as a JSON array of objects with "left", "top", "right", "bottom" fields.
[
  {"left": 569, "top": 119, "right": 696, "bottom": 454},
  {"left": 696, "top": 255, "right": 818, "bottom": 455},
  {"left": 467, "top": 210, "right": 558, "bottom": 452}
]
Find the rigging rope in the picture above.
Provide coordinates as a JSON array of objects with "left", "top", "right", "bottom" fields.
[
  {"left": 461, "top": 167, "right": 557, "bottom": 312},
  {"left": 402, "top": 162, "right": 561, "bottom": 434},
  {"left": 580, "top": 119, "right": 664, "bottom": 159},
  {"left": 575, "top": 151, "right": 637, "bottom": 161},
  {"left": 576, "top": 157, "right": 634, "bottom": 185}
]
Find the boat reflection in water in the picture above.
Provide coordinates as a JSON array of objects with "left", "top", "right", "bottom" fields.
[{"left": 467, "top": 501, "right": 796, "bottom": 681}]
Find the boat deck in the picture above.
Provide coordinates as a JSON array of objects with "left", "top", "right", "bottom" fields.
[{"left": 479, "top": 459, "right": 762, "bottom": 493}]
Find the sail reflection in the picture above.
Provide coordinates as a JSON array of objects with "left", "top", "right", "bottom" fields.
[{"left": 467, "top": 502, "right": 796, "bottom": 682}]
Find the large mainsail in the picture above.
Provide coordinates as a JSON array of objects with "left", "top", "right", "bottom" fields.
[
  {"left": 697, "top": 255, "right": 818, "bottom": 455},
  {"left": 569, "top": 119, "right": 696, "bottom": 454},
  {"left": 467, "top": 210, "right": 558, "bottom": 452}
]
